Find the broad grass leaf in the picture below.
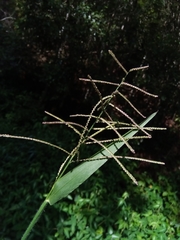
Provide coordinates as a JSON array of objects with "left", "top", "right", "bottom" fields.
[{"left": 47, "top": 112, "right": 157, "bottom": 205}]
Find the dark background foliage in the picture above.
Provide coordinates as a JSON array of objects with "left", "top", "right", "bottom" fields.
[{"left": 0, "top": 0, "right": 180, "bottom": 239}]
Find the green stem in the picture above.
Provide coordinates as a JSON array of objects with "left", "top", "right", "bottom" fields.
[{"left": 21, "top": 199, "right": 48, "bottom": 240}]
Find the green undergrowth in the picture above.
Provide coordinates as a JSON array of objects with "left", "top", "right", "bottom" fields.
[
  {"left": 0, "top": 108, "right": 180, "bottom": 239},
  {"left": 54, "top": 165, "right": 180, "bottom": 240},
  {"left": 0, "top": 99, "right": 180, "bottom": 239},
  {"left": 1, "top": 141, "right": 180, "bottom": 239}
]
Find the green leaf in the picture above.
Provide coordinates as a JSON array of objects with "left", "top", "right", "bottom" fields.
[{"left": 46, "top": 112, "right": 157, "bottom": 205}]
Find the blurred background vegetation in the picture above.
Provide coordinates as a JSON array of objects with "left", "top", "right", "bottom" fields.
[{"left": 0, "top": 0, "right": 180, "bottom": 239}]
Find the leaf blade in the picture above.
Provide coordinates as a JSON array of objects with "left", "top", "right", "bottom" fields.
[{"left": 47, "top": 112, "right": 157, "bottom": 205}]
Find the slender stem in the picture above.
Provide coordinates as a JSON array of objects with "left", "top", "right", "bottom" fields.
[{"left": 21, "top": 200, "right": 48, "bottom": 240}]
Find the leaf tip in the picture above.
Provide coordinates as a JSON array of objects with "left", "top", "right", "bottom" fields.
[{"left": 134, "top": 180, "right": 138, "bottom": 185}]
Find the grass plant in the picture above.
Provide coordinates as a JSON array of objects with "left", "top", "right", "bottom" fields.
[{"left": 0, "top": 51, "right": 165, "bottom": 239}]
